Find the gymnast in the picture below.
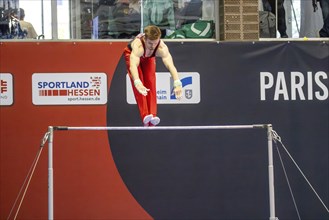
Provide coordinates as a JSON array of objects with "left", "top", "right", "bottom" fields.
[{"left": 124, "top": 25, "right": 182, "bottom": 126}]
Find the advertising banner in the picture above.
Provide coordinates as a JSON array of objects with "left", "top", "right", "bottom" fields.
[
  {"left": 0, "top": 41, "right": 328, "bottom": 220},
  {"left": 0, "top": 73, "right": 13, "bottom": 106},
  {"left": 32, "top": 73, "right": 108, "bottom": 105},
  {"left": 126, "top": 72, "right": 200, "bottom": 104}
]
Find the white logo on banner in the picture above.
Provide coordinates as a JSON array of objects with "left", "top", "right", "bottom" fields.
[
  {"left": 32, "top": 73, "right": 107, "bottom": 105},
  {"left": 126, "top": 72, "right": 200, "bottom": 104},
  {"left": 260, "top": 71, "right": 328, "bottom": 101},
  {"left": 0, "top": 73, "right": 14, "bottom": 106}
]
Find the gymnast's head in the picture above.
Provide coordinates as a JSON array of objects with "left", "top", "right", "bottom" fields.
[{"left": 143, "top": 25, "right": 161, "bottom": 50}]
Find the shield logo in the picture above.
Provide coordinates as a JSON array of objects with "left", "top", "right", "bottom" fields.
[{"left": 185, "top": 89, "right": 193, "bottom": 99}]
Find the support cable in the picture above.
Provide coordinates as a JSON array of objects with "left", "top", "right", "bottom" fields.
[
  {"left": 271, "top": 130, "right": 329, "bottom": 214},
  {"left": 274, "top": 141, "right": 301, "bottom": 220},
  {"left": 6, "top": 132, "right": 49, "bottom": 220}
]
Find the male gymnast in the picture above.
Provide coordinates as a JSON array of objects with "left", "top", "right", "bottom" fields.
[{"left": 124, "top": 25, "right": 182, "bottom": 126}]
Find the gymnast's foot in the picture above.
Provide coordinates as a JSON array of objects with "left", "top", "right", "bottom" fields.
[
  {"left": 150, "top": 116, "right": 160, "bottom": 126},
  {"left": 143, "top": 114, "right": 153, "bottom": 127}
]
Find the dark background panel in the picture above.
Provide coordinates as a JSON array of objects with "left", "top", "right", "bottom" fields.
[{"left": 107, "top": 41, "right": 329, "bottom": 220}]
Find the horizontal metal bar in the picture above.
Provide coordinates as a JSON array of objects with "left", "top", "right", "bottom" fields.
[{"left": 53, "top": 124, "right": 270, "bottom": 131}]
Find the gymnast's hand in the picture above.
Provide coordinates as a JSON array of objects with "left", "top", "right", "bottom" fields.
[
  {"left": 134, "top": 79, "right": 150, "bottom": 96},
  {"left": 174, "top": 80, "right": 182, "bottom": 100}
]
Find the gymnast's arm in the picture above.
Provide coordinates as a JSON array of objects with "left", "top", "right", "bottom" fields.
[
  {"left": 129, "top": 40, "right": 150, "bottom": 96},
  {"left": 129, "top": 40, "right": 143, "bottom": 81},
  {"left": 157, "top": 41, "right": 180, "bottom": 81},
  {"left": 157, "top": 42, "right": 182, "bottom": 99}
]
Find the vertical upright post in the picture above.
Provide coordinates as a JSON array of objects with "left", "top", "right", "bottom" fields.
[
  {"left": 267, "top": 124, "right": 277, "bottom": 220},
  {"left": 275, "top": 0, "right": 278, "bottom": 38},
  {"left": 51, "top": 0, "right": 58, "bottom": 40},
  {"left": 41, "top": 0, "right": 44, "bottom": 36},
  {"left": 140, "top": 0, "right": 144, "bottom": 33},
  {"left": 48, "top": 126, "right": 54, "bottom": 220}
]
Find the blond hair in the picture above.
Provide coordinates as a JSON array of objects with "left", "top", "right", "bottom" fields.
[{"left": 144, "top": 25, "right": 161, "bottom": 40}]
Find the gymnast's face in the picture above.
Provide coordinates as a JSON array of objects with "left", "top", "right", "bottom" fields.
[{"left": 144, "top": 38, "right": 160, "bottom": 50}]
